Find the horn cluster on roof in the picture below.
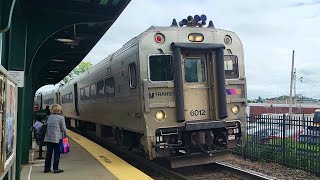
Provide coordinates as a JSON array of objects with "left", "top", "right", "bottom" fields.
[{"left": 171, "top": 14, "right": 214, "bottom": 28}]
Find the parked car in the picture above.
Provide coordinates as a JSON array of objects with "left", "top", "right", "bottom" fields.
[
  {"left": 298, "top": 129, "right": 320, "bottom": 144},
  {"left": 247, "top": 123, "right": 280, "bottom": 136},
  {"left": 247, "top": 123, "right": 262, "bottom": 130},
  {"left": 251, "top": 128, "right": 281, "bottom": 143},
  {"left": 268, "top": 128, "right": 304, "bottom": 142}
]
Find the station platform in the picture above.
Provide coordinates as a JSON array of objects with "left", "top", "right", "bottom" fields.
[{"left": 20, "top": 129, "right": 152, "bottom": 180}]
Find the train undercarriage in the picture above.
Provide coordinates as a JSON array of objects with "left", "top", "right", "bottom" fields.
[{"left": 67, "top": 118, "right": 241, "bottom": 168}]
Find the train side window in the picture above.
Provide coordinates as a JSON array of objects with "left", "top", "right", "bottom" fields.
[
  {"left": 105, "top": 77, "right": 115, "bottom": 97},
  {"left": 70, "top": 92, "right": 73, "bottom": 102},
  {"left": 62, "top": 95, "right": 65, "bottom": 104},
  {"left": 90, "top": 83, "right": 97, "bottom": 99},
  {"left": 129, "top": 63, "right": 137, "bottom": 89},
  {"left": 80, "top": 88, "right": 85, "bottom": 101},
  {"left": 96, "top": 80, "right": 105, "bottom": 98},
  {"left": 66, "top": 95, "right": 69, "bottom": 103},
  {"left": 84, "top": 86, "right": 90, "bottom": 100},
  {"left": 48, "top": 98, "right": 54, "bottom": 105},
  {"left": 184, "top": 58, "right": 206, "bottom": 83},
  {"left": 224, "top": 55, "right": 239, "bottom": 79},
  {"left": 149, "top": 55, "right": 173, "bottom": 81}
]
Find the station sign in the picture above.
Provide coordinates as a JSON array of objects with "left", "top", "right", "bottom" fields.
[{"left": 8, "top": 71, "right": 24, "bottom": 87}]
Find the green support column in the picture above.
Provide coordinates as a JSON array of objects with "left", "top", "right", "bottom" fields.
[
  {"left": 21, "top": 74, "right": 33, "bottom": 164},
  {"left": 1, "top": 31, "right": 9, "bottom": 69},
  {"left": 7, "top": 3, "right": 28, "bottom": 180}
]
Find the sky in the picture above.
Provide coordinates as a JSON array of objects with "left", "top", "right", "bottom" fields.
[{"left": 37, "top": 0, "right": 320, "bottom": 99}]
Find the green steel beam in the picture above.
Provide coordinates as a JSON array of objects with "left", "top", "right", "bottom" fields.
[
  {"left": 0, "top": 0, "right": 16, "bottom": 32},
  {"left": 1, "top": 31, "right": 10, "bottom": 69},
  {"left": 25, "top": 12, "right": 113, "bottom": 77},
  {"left": 7, "top": 2, "right": 27, "bottom": 180},
  {"left": 21, "top": 75, "right": 33, "bottom": 164}
]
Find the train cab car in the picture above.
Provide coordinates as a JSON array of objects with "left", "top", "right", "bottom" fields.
[
  {"left": 139, "top": 16, "right": 246, "bottom": 167},
  {"left": 42, "top": 15, "right": 247, "bottom": 168}
]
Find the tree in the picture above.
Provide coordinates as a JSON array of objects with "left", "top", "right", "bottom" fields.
[
  {"left": 257, "top": 96, "right": 263, "bottom": 103},
  {"left": 60, "top": 61, "right": 93, "bottom": 84}
]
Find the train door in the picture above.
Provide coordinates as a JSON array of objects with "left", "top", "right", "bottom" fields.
[
  {"left": 182, "top": 53, "right": 211, "bottom": 121},
  {"left": 74, "top": 83, "right": 80, "bottom": 116},
  {"left": 172, "top": 44, "right": 227, "bottom": 122},
  {"left": 40, "top": 94, "right": 43, "bottom": 108}
]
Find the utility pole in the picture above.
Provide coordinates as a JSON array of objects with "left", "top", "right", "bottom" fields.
[
  {"left": 289, "top": 50, "right": 295, "bottom": 116},
  {"left": 294, "top": 68, "right": 296, "bottom": 104}
]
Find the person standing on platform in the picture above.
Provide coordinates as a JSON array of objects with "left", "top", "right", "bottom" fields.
[
  {"left": 44, "top": 104, "right": 66, "bottom": 173},
  {"left": 34, "top": 103, "right": 39, "bottom": 112},
  {"left": 44, "top": 105, "right": 51, "bottom": 116}
]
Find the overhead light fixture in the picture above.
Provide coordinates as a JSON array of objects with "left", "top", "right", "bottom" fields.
[
  {"left": 51, "top": 59, "right": 65, "bottom": 62},
  {"left": 46, "top": 78, "right": 54, "bottom": 80},
  {"left": 55, "top": 38, "right": 74, "bottom": 43},
  {"left": 49, "top": 70, "right": 59, "bottom": 73}
]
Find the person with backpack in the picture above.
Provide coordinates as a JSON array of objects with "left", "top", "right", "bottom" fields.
[{"left": 43, "top": 104, "right": 66, "bottom": 174}]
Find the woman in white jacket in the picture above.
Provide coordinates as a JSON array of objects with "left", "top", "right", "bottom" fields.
[{"left": 43, "top": 104, "right": 66, "bottom": 173}]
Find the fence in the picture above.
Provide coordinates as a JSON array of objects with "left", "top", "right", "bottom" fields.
[{"left": 235, "top": 114, "right": 320, "bottom": 176}]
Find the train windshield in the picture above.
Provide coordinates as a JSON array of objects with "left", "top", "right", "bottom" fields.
[
  {"left": 149, "top": 55, "right": 173, "bottom": 81},
  {"left": 314, "top": 111, "right": 320, "bottom": 123},
  {"left": 184, "top": 58, "right": 206, "bottom": 83},
  {"left": 224, "top": 55, "right": 239, "bottom": 79}
]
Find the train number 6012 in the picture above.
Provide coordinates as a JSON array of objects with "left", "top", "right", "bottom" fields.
[{"left": 190, "top": 110, "right": 205, "bottom": 116}]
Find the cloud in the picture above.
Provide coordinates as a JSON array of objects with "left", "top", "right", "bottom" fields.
[{"left": 290, "top": 0, "right": 320, "bottom": 7}]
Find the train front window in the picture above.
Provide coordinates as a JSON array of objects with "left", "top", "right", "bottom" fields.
[
  {"left": 315, "top": 112, "right": 320, "bottom": 122},
  {"left": 149, "top": 55, "right": 173, "bottom": 81},
  {"left": 224, "top": 55, "right": 239, "bottom": 79},
  {"left": 184, "top": 58, "right": 206, "bottom": 83}
]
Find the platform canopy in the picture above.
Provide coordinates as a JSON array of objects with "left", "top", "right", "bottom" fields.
[
  {"left": 1, "top": 0, "right": 131, "bottom": 90},
  {"left": 0, "top": 1, "right": 132, "bottom": 178}
]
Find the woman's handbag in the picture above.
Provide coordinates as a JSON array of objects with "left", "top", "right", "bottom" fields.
[{"left": 59, "top": 132, "right": 70, "bottom": 154}]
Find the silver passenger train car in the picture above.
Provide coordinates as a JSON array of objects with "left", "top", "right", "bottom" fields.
[{"left": 37, "top": 15, "right": 247, "bottom": 167}]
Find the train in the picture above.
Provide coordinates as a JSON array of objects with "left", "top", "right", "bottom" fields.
[{"left": 35, "top": 15, "right": 247, "bottom": 167}]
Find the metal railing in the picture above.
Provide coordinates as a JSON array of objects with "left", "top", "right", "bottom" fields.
[{"left": 234, "top": 114, "right": 320, "bottom": 176}]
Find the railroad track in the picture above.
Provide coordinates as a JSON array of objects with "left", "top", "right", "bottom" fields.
[
  {"left": 71, "top": 128, "right": 187, "bottom": 180},
  {"left": 71, "top": 128, "right": 275, "bottom": 180},
  {"left": 214, "top": 162, "right": 276, "bottom": 180}
]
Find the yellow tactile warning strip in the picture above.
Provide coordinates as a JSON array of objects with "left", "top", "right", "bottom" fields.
[{"left": 66, "top": 129, "right": 153, "bottom": 180}]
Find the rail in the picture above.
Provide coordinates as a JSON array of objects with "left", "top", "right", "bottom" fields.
[{"left": 215, "top": 162, "right": 275, "bottom": 180}]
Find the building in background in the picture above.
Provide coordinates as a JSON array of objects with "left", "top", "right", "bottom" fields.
[{"left": 247, "top": 103, "right": 320, "bottom": 116}]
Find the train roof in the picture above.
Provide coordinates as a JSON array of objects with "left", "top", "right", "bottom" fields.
[
  {"left": 63, "top": 26, "right": 156, "bottom": 86},
  {"left": 56, "top": 24, "right": 238, "bottom": 91}
]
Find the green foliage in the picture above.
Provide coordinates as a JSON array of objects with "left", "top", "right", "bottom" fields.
[
  {"left": 247, "top": 96, "right": 266, "bottom": 103},
  {"left": 61, "top": 61, "right": 93, "bottom": 84},
  {"left": 235, "top": 136, "right": 320, "bottom": 174}
]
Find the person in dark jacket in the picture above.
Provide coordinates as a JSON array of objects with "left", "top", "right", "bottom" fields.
[
  {"left": 43, "top": 104, "right": 66, "bottom": 173},
  {"left": 44, "top": 105, "right": 51, "bottom": 116}
]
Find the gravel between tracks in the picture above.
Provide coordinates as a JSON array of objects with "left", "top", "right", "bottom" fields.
[
  {"left": 222, "top": 155, "right": 320, "bottom": 180},
  {"left": 175, "top": 164, "right": 239, "bottom": 180}
]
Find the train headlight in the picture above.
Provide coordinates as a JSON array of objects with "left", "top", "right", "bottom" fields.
[
  {"left": 155, "top": 110, "right": 166, "bottom": 121},
  {"left": 188, "top": 33, "right": 204, "bottom": 42},
  {"left": 231, "top": 105, "right": 240, "bottom": 115}
]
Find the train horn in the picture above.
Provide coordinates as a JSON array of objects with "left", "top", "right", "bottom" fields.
[
  {"left": 187, "top": 15, "right": 194, "bottom": 23},
  {"left": 194, "top": 15, "right": 200, "bottom": 24}
]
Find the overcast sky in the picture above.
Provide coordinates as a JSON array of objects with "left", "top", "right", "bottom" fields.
[{"left": 38, "top": 0, "right": 320, "bottom": 99}]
